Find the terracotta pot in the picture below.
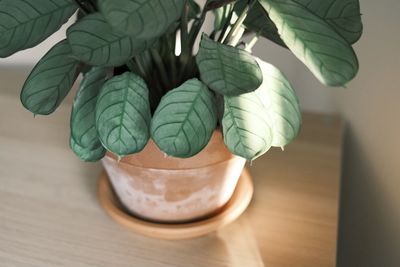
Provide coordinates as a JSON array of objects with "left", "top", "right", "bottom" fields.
[{"left": 101, "top": 131, "right": 246, "bottom": 223}]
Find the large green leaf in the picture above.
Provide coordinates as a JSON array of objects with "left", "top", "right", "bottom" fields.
[
  {"left": 291, "top": 0, "right": 362, "bottom": 44},
  {"left": 20, "top": 40, "right": 80, "bottom": 115},
  {"left": 96, "top": 72, "right": 151, "bottom": 157},
  {"left": 71, "top": 67, "right": 109, "bottom": 151},
  {"left": 67, "top": 13, "right": 154, "bottom": 66},
  {"left": 238, "top": 0, "right": 362, "bottom": 47},
  {"left": 259, "top": 0, "right": 358, "bottom": 86},
  {"left": 0, "top": 0, "right": 77, "bottom": 57},
  {"left": 70, "top": 136, "right": 106, "bottom": 162},
  {"left": 196, "top": 34, "right": 263, "bottom": 96},
  {"left": 98, "top": 0, "right": 185, "bottom": 39},
  {"left": 255, "top": 58, "right": 301, "bottom": 147},
  {"left": 222, "top": 92, "right": 272, "bottom": 160},
  {"left": 151, "top": 79, "right": 217, "bottom": 158}
]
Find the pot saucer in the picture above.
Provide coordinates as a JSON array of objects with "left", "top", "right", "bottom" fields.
[{"left": 97, "top": 169, "right": 254, "bottom": 240}]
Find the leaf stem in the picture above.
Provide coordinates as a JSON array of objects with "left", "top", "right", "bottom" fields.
[
  {"left": 189, "top": 4, "right": 208, "bottom": 47},
  {"left": 217, "top": 9, "right": 234, "bottom": 42},
  {"left": 150, "top": 48, "right": 170, "bottom": 91},
  {"left": 223, "top": 0, "right": 256, "bottom": 45},
  {"left": 245, "top": 32, "right": 260, "bottom": 52}
]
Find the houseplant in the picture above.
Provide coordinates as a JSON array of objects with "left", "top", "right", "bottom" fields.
[{"left": 0, "top": 0, "right": 362, "bottom": 226}]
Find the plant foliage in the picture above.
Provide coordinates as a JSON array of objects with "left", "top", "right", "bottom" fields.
[{"left": 1, "top": 0, "right": 363, "bottom": 162}]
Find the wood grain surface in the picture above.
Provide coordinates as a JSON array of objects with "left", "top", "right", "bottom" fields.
[{"left": 0, "top": 69, "right": 343, "bottom": 267}]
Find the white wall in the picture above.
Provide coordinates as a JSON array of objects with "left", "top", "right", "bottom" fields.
[{"left": 1, "top": 1, "right": 399, "bottom": 265}]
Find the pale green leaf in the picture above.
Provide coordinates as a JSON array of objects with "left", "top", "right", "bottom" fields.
[
  {"left": 255, "top": 58, "right": 301, "bottom": 147},
  {"left": 70, "top": 136, "right": 106, "bottom": 162},
  {"left": 67, "top": 13, "right": 154, "bottom": 66},
  {"left": 71, "top": 67, "right": 109, "bottom": 150},
  {"left": 196, "top": 34, "right": 263, "bottom": 96},
  {"left": 291, "top": 0, "right": 362, "bottom": 44},
  {"left": 96, "top": 72, "right": 151, "bottom": 157},
  {"left": 20, "top": 40, "right": 80, "bottom": 115},
  {"left": 259, "top": 0, "right": 359, "bottom": 86},
  {"left": 236, "top": 0, "right": 362, "bottom": 47},
  {"left": 222, "top": 93, "right": 272, "bottom": 160},
  {"left": 0, "top": 0, "right": 77, "bottom": 57},
  {"left": 98, "top": 0, "right": 185, "bottom": 39},
  {"left": 151, "top": 78, "right": 217, "bottom": 158}
]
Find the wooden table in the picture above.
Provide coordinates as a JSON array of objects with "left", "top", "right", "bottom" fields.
[{"left": 0, "top": 69, "right": 343, "bottom": 267}]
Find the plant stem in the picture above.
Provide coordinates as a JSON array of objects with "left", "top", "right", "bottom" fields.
[
  {"left": 223, "top": 0, "right": 256, "bottom": 45},
  {"left": 245, "top": 32, "right": 260, "bottom": 52},
  {"left": 150, "top": 48, "right": 170, "bottom": 91},
  {"left": 217, "top": 8, "right": 234, "bottom": 42},
  {"left": 126, "top": 60, "right": 145, "bottom": 78},
  {"left": 189, "top": 5, "right": 208, "bottom": 46},
  {"left": 166, "top": 35, "right": 178, "bottom": 87}
]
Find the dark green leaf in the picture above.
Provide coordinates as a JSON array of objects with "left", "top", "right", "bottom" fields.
[
  {"left": 259, "top": 0, "right": 359, "bottom": 86},
  {"left": 98, "top": 0, "right": 185, "bottom": 39},
  {"left": 188, "top": 0, "right": 201, "bottom": 19},
  {"left": 67, "top": 13, "right": 154, "bottom": 66},
  {"left": 205, "top": 0, "right": 237, "bottom": 11},
  {"left": 151, "top": 79, "right": 217, "bottom": 158},
  {"left": 196, "top": 34, "right": 263, "bottom": 96},
  {"left": 71, "top": 67, "right": 109, "bottom": 150},
  {"left": 20, "top": 40, "right": 80, "bottom": 115},
  {"left": 235, "top": 1, "right": 286, "bottom": 47},
  {"left": 222, "top": 92, "right": 272, "bottom": 160},
  {"left": 0, "top": 0, "right": 77, "bottom": 57},
  {"left": 70, "top": 136, "right": 106, "bottom": 162},
  {"left": 255, "top": 58, "right": 301, "bottom": 147},
  {"left": 96, "top": 72, "right": 151, "bottom": 157}
]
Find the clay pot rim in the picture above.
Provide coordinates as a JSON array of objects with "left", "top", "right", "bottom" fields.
[{"left": 104, "top": 153, "right": 245, "bottom": 172}]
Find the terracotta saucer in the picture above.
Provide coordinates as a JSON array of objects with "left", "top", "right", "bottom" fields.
[{"left": 97, "top": 169, "right": 254, "bottom": 240}]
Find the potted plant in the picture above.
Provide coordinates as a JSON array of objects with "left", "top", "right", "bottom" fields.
[{"left": 0, "top": 0, "right": 362, "bottom": 227}]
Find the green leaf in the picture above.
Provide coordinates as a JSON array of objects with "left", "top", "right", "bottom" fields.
[
  {"left": 214, "top": 3, "right": 234, "bottom": 32},
  {"left": 67, "top": 13, "right": 154, "bottom": 66},
  {"left": 235, "top": 1, "right": 286, "bottom": 47},
  {"left": 20, "top": 40, "right": 80, "bottom": 115},
  {"left": 222, "top": 92, "right": 272, "bottom": 160},
  {"left": 71, "top": 67, "right": 109, "bottom": 150},
  {"left": 196, "top": 34, "right": 263, "bottom": 96},
  {"left": 259, "top": 0, "right": 359, "bottom": 86},
  {"left": 98, "top": 0, "right": 185, "bottom": 39},
  {"left": 96, "top": 72, "right": 151, "bottom": 157},
  {"left": 151, "top": 79, "right": 217, "bottom": 158},
  {"left": 0, "top": 0, "right": 77, "bottom": 57},
  {"left": 237, "top": 0, "right": 361, "bottom": 47},
  {"left": 205, "top": 0, "right": 237, "bottom": 11},
  {"left": 255, "top": 58, "right": 301, "bottom": 147},
  {"left": 188, "top": 0, "right": 201, "bottom": 19},
  {"left": 70, "top": 136, "right": 106, "bottom": 162},
  {"left": 290, "top": 0, "right": 362, "bottom": 44}
]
